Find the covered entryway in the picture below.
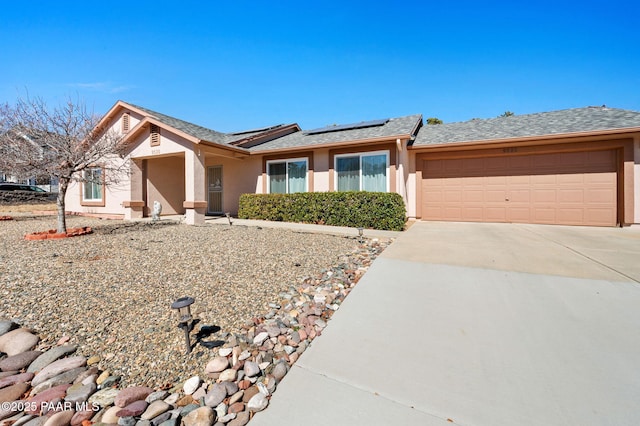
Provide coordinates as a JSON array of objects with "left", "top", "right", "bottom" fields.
[{"left": 420, "top": 149, "right": 618, "bottom": 226}]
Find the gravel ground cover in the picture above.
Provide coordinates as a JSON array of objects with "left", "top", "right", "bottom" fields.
[{"left": 0, "top": 215, "right": 367, "bottom": 388}]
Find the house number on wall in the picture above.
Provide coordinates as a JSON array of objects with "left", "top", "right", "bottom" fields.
[{"left": 151, "top": 149, "right": 161, "bottom": 155}]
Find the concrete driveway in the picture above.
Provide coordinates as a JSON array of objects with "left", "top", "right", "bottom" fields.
[{"left": 251, "top": 222, "right": 640, "bottom": 426}]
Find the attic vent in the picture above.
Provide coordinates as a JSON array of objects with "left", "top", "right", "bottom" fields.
[
  {"left": 122, "top": 113, "right": 130, "bottom": 133},
  {"left": 150, "top": 124, "right": 160, "bottom": 146}
]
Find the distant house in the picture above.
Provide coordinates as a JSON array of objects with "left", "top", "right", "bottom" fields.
[
  {"left": 0, "top": 127, "right": 59, "bottom": 192},
  {"left": 64, "top": 101, "right": 640, "bottom": 227}
]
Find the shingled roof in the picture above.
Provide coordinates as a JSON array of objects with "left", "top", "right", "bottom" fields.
[
  {"left": 413, "top": 106, "right": 640, "bottom": 147},
  {"left": 249, "top": 114, "right": 423, "bottom": 152}
]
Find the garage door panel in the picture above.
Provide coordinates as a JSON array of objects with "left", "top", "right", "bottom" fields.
[
  {"left": 558, "top": 189, "right": 584, "bottom": 203},
  {"left": 421, "top": 150, "right": 617, "bottom": 226},
  {"left": 486, "top": 190, "right": 507, "bottom": 202},
  {"left": 484, "top": 207, "right": 507, "bottom": 222}
]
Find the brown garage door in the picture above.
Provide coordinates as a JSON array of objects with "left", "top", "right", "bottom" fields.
[{"left": 421, "top": 150, "right": 617, "bottom": 226}]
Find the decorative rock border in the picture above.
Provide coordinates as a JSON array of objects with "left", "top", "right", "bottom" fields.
[
  {"left": 0, "top": 237, "right": 390, "bottom": 426},
  {"left": 24, "top": 227, "right": 92, "bottom": 241}
]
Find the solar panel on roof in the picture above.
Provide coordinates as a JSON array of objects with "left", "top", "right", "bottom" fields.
[
  {"left": 230, "top": 124, "right": 285, "bottom": 135},
  {"left": 304, "top": 118, "right": 389, "bottom": 135}
]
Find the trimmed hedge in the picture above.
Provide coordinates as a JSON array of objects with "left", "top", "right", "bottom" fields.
[{"left": 238, "top": 192, "right": 406, "bottom": 231}]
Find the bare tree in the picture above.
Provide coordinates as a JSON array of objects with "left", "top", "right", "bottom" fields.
[{"left": 0, "top": 96, "right": 127, "bottom": 233}]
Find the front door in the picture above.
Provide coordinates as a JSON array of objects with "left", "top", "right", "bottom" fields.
[{"left": 207, "top": 166, "right": 223, "bottom": 214}]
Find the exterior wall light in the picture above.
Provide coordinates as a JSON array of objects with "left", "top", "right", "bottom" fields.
[{"left": 171, "top": 296, "right": 195, "bottom": 354}]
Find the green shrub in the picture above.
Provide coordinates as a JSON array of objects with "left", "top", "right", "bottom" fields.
[{"left": 238, "top": 192, "right": 406, "bottom": 231}]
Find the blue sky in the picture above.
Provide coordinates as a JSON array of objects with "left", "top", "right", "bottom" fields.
[{"left": 1, "top": 0, "right": 638, "bottom": 132}]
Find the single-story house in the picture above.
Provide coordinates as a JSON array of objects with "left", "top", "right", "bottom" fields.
[{"left": 65, "top": 101, "right": 640, "bottom": 227}]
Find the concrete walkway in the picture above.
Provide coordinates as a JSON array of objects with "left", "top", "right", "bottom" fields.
[{"left": 251, "top": 222, "right": 640, "bottom": 426}]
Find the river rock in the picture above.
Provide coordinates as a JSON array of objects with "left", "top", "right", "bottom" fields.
[
  {"left": 31, "top": 357, "right": 86, "bottom": 387},
  {"left": 0, "top": 329, "right": 39, "bottom": 356},
  {"left": 0, "top": 371, "right": 18, "bottom": 379},
  {"left": 243, "top": 362, "right": 259, "bottom": 378},
  {"left": 25, "top": 384, "right": 72, "bottom": 414},
  {"left": 0, "top": 372, "right": 34, "bottom": 388},
  {"left": 228, "top": 402, "right": 244, "bottom": 414},
  {"left": 221, "top": 381, "right": 238, "bottom": 396},
  {"left": 0, "top": 351, "right": 42, "bottom": 372},
  {"left": 31, "top": 367, "right": 87, "bottom": 396},
  {"left": 21, "top": 417, "right": 48, "bottom": 426},
  {"left": 114, "top": 387, "right": 153, "bottom": 408},
  {"left": 203, "top": 384, "right": 226, "bottom": 407},
  {"left": 246, "top": 393, "right": 268, "bottom": 412},
  {"left": 241, "top": 387, "right": 258, "bottom": 404},
  {"left": 181, "top": 406, "right": 215, "bottom": 426},
  {"left": 0, "top": 320, "right": 16, "bottom": 336},
  {"left": 252, "top": 332, "right": 268, "bottom": 345},
  {"left": 101, "top": 405, "right": 122, "bottom": 424},
  {"left": 271, "top": 362, "right": 288, "bottom": 381},
  {"left": 27, "top": 346, "right": 77, "bottom": 374},
  {"left": 140, "top": 400, "right": 170, "bottom": 420},
  {"left": 158, "top": 418, "right": 178, "bottom": 426},
  {"left": 42, "top": 410, "right": 74, "bottom": 426},
  {"left": 227, "top": 411, "right": 249, "bottom": 426},
  {"left": 218, "top": 369, "right": 236, "bottom": 382},
  {"left": 116, "top": 400, "right": 148, "bottom": 417},
  {"left": 204, "top": 357, "right": 228, "bottom": 374},
  {"left": 228, "top": 390, "right": 243, "bottom": 405},
  {"left": 150, "top": 411, "right": 171, "bottom": 426},
  {"left": 182, "top": 376, "right": 200, "bottom": 395},
  {"left": 118, "top": 417, "right": 137, "bottom": 426},
  {"left": 70, "top": 410, "right": 95, "bottom": 426},
  {"left": 145, "top": 391, "right": 168, "bottom": 404},
  {"left": 218, "top": 348, "right": 232, "bottom": 357},
  {"left": 65, "top": 381, "right": 97, "bottom": 403},
  {"left": 88, "top": 387, "right": 119, "bottom": 407},
  {"left": 0, "top": 382, "right": 30, "bottom": 402}
]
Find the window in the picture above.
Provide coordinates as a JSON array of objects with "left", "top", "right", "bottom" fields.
[
  {"left": 267, "top": 158, "right": 308, "bottom": 194},
  {"left": 335, "top": 151, "right": 388, "bottom": 192},
  {"left": 83, "top": 167, "right": 103, "bottom": 202}
]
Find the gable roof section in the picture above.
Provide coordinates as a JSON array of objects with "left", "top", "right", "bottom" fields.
[
  {"left": 127, "top": 103, "right": 232, "bottom": 145},
  {"left": 413, "top": 106, "right": 640, "bottom": 147},
  {"left": 250, "top": 114, "right": 423, "bottom": 152}
]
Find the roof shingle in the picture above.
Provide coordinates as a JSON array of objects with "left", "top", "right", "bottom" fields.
[
  {"left": 249, "top": 114, "right": 423, "bottom": 152},
  {"left": 413, "top": 107, "right": 640, "bottom": 146}
]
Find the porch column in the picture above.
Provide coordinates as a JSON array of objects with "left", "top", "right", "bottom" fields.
[
  {"left": 124, "top": 159, "right": 145, "bottom": 220},
  {"left": 184, "top": 148, "right": 207, "bottom": 225}
]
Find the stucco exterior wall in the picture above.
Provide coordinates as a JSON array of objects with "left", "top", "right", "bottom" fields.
[
  {"left": 146, "top": 156, "right": 185, "bottom": 215},
  {"left": 205, "top": 156, "right": 262, "bottom": 215},
  {"left": 313, "top": 149, "right": 330, "bottom": 192},
  {"left": 64, "top": 112, "right": 130, "bottom": 216}
]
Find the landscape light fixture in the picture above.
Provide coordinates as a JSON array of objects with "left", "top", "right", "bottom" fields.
[
  {"left": 225, "top": 212, "right": 232, "bottom": 226},
  {"left": 358, "top": 227, "right": 364, "bottom": 243},
  {"left": 171, "top": 296, "right": 195, "bottom": 354}
]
